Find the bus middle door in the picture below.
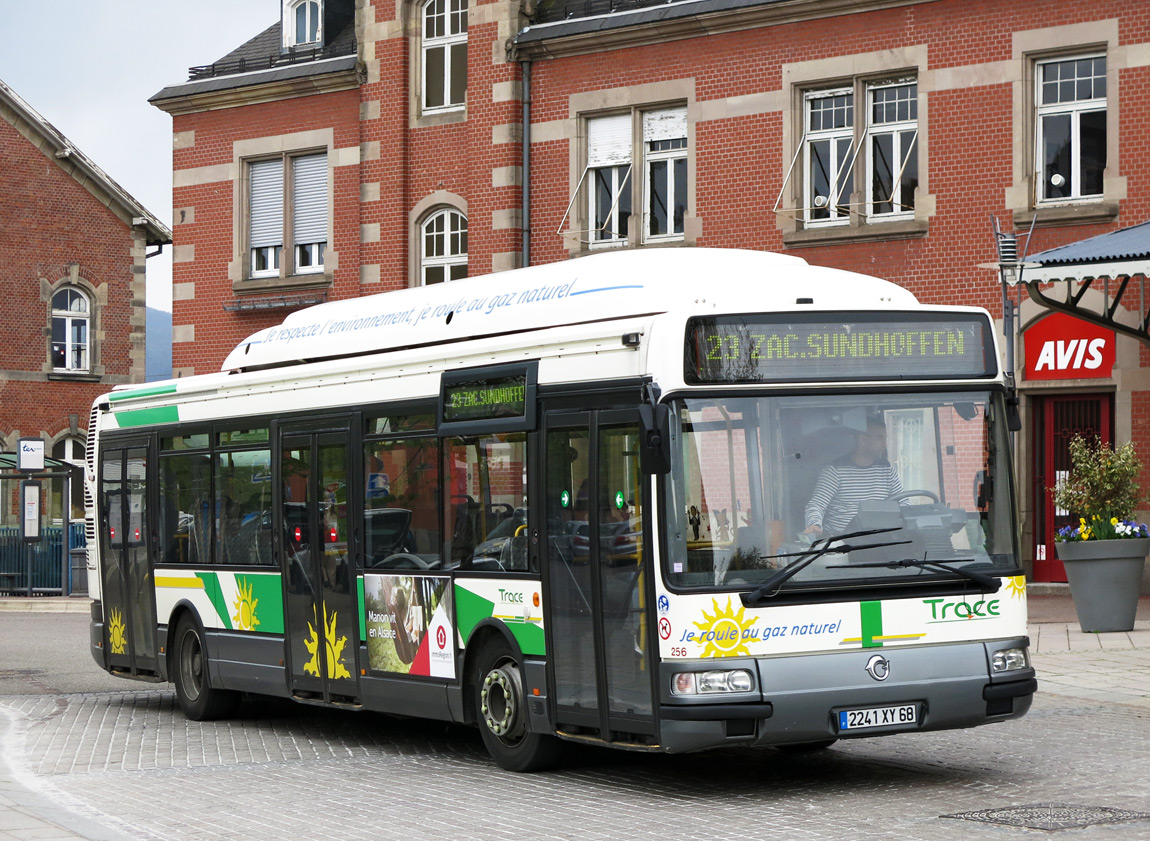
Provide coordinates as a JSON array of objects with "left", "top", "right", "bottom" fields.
[
  {"left": 279, "top": 425, "right": 360, "bottom": 704},
  {"left": 544, "top": 410, "right": 655, "bottom": 744}
]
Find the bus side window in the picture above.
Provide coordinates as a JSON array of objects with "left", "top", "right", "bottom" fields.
[
  {"left": 446, "top": 433, "right": 529, "bottom": 572},
  {"left": 364, "top": 436, "right": 441, "bottom": 570}
]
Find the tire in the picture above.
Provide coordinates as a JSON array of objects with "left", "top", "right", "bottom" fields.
[
  {"left": 172, "top": 615, "right": 241, "bottom": 721},
  {"left": 473, "top": 637, "right": 563, "bottom": 772}
]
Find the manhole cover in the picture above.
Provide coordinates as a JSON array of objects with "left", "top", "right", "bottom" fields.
[{"left": 943, "top": 804, "right": 1150, "bottom": 831}]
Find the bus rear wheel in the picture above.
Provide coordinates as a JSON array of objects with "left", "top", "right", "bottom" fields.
[
  {"left": 473, "top": 638, "right": 562, "bottom": 772},
  {"left": 172, "top": 615, "right": 240, "bottom": 721}
]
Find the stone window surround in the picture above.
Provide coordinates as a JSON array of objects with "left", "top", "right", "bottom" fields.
[
  {"left": 42, "top": 270, "right": 105, "bottom": 380},
  {"left": 778, "top": 44, "right": 933, "bottom": 248},
  {"left": 1008, "top": 19, "right": 1123, "bottom": 229},
  {"left": 563, "top": 79, "right": 698, "bottom": 257},
  {"left": 229, "top": 129, "right": 339, "bottom": 294}
]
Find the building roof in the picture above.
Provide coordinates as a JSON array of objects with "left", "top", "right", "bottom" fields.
[
  {"left": 0, "top": 78, "right": 171, "bottom": 247},
  {"left": 150, "top": 5, "right": 357, "bottom": 107}
]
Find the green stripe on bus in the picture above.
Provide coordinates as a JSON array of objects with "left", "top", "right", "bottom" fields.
[
  {"left": 197, "top": 572, "right": 231, "bottom": 630},
  {"left": 109, "top": 384, "right": 178, "bottom": 402},
  {"left": 115, "top": 406, "right": 179, "bottom": 427},
  {"left": 455, "top": 584, "right": 495, "bottom": 645},
  {"left": 502, "top": 618, "right": 545, "bottom": 655},
  {"left": 860, "top": 601, "right": 883, "bottom": 648},
  {"left": 241, "top": 574, "right": 285, "bottom": 634},
  {"left": 357, "top": 576, "right": 366, "bottom": 639}
]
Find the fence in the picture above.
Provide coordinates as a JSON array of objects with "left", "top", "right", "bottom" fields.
[{"left": 0, "top": 523, "right": 86, "bottom": 596}]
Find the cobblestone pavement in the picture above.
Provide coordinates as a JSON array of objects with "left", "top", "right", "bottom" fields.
[{"left": 3, "top": 610, "right": 1150, "bottom": 840}]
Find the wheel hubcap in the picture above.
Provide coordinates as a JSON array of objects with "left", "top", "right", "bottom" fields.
[
  {"left": 180, "top": 630, "right": 203, "bottom": 702},
  {"left": 481, "top": 659, "right": 525, "bottom": 744}
]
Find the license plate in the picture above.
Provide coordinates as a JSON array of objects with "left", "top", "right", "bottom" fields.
[{"left": 838, "top": 704, "right": 917, "bottom": 730}]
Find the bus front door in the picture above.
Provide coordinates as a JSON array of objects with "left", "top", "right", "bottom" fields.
[
  {"left": 544, "top": 412, "right": 655, "bottom": 743},
  {"left": 280, "top": 427, "right": 360, "bottom": 704},
  {"left": 98, "top": 443, "right": 158, "bottom": 676}
]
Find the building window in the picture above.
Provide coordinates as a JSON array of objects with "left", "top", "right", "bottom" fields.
[
  {"left": 570, "top": 105, "right": 688, "bottom": 248},
  {"left": 422, "top": 0, "right": 467, "bottom": 112},
  {"left": 53, "top": 437, "right": 87, "bottom": 519},
  {"left": 643, "top": 109, "right": 688, "bottom": 242},
  {"left": 51, "top": 287, "right": 90, "bottom": 372},
  {"left": 866, "top": 81, "right": 918, "bottom": 218},
  {"left": 794, "top": 78, "right": 918, "bottom": 226},
  {"left": 1036, "top": 55, "right": 1106, "bottom": 203},
  {"left": 283, "top": 0, "right": 322, "bottom": 49},
  {"left": 421, "top": 209, "right": 468, "bottom": 285},
  {"left": 248, "top": 152, "right": 328, "bottom": 280}
]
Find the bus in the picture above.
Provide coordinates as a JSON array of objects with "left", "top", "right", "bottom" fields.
[{"left": 87, "top": 248, "right": 1035, "bottom": 771}]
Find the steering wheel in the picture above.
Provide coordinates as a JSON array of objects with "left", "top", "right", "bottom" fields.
[
  {"left": 891, "top": 489, "right": 940, "bottom": 503},
  {"left": 373, "top": 552, "right": 430, "bottom": 570}
]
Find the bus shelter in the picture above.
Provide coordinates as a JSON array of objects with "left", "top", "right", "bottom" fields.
[{"left": 0, "top": 452, "right": 84, "bottom": 597}]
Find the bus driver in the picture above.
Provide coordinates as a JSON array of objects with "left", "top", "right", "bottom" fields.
[{"left": 804, "top": 414, "right": 903, "bottom": 537}]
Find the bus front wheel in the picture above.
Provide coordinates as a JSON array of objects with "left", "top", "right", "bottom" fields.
[
  {"left": 172, "top": 615, "right": 240, "bottom": 721},
  {"left": 473, "top": 638, "right": 562, "bottom": 772}
]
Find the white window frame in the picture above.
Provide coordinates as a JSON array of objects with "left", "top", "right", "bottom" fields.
[
  {"left": 1035, "top": 54, "right": 1106, "bottom": 204},
  {"left": 283, "top": 0, "right": 323, "bottom": 49},
  {"left": 801, "top": 88, "right": 856, "bottom": 226},
  {"left": 865, "top": 80, "right": 918, "bottom": 220},
  {"left": 51, "top": 286, "right": 91, "bottom": 373},
  {"left": 420, "top": 209, "right": 468, "bottom": 285},
  {"left": 422, "top": 0, "right": 467, "bottom": 113},
  {"left": 247, "top": 151, "right": 329, "bottom": 281}
]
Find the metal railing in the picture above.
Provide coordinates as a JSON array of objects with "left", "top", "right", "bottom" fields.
[
  {"left": 0, "top": 523, "right": 86, "bottom": 596},
  {"left": 188, "top": 42, "right": 356, "bottom": 80}
]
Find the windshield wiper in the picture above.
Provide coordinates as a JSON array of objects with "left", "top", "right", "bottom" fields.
[
  {"left": 740, "top": 527, "right": 910, "bottom": 606},
  {"left": 826, "top": 556, "right": 1001, "bottom": 591}
]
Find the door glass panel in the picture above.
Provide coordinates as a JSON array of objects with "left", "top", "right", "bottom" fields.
[
  {"left": 598, "top": 424, "right": 650, "bottom": 717},
  {"left": 546, "top": 426, "right": 597, "bottom": 714},
  {"left": 126, "top": 448, "right": 155, "bottom": 663},
  {"left": 282, "top": 442, "right": 317, "bottom": 687}
]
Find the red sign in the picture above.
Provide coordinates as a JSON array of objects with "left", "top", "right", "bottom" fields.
[{"left": 1024, "top": 312, "right": 1114, "bottom": 380}]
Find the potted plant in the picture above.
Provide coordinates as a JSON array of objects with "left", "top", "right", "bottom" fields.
[{"left": 1053, "top": 434, "right": 1149, "bottom": 633}]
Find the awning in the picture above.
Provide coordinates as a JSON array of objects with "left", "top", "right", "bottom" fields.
[{"left": 1022, "top": 219, "right": 1150, "bottom": 346}]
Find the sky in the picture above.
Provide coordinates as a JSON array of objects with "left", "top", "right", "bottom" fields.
[{"left": 1, "top": 1, "right": 283, "bottom": 313}]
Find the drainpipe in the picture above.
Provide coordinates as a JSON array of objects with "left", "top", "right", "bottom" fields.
[{"left": 520, "top": 59, "right": 532, "bottom": 268}]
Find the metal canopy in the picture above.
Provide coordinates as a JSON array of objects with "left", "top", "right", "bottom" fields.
[{"left": 1023, "top": 220, "right": 1150, "bottom": 347}]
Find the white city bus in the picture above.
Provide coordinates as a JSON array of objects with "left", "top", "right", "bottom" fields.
[{"left": 87, "top": 248, "right": 1034, "bottom": 771}]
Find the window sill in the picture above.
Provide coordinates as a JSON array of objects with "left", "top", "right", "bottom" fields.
[
  {"left": 415, "top": 107, "right": 466, "bottom": 129},
  {"left": 233, "top": 272, "right": 332, "bottom": 295},
  {"left": 782, "top": 218, "right": 928, "bottom": 248},
  {"left": 48, "top": 372, "right": 102, "bottom": 383},
  {"left": 1013, "top": 201, "right": 1120, "bottom": 229}
]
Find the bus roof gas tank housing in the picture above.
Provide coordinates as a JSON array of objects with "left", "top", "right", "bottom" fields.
[{"left": 221, "top": 249, "right": 918, "bottom": 373}]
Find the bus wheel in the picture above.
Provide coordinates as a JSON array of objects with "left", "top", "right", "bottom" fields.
[
  {"left": 474, "top": 638, "right": 562, "bottom": 772},
  {"left": 172, "top": 616, "right": 240, "bottom": 721}
]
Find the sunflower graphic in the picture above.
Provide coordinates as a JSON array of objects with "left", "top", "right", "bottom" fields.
[
  {"left": 1004, "top": 575, "right": 1027, "bottom": 599},
  {"left": 303, "top": 603, "right": 351, "bottom": 679},
  {"left": 231, "top": 579, "right": 260, "bottom": 631},
  {"left": 693, "top": 597, "right": 757, "bottom": 658},
  {"left": 108, "top": 607, "right": 127, "bottom": 655}
]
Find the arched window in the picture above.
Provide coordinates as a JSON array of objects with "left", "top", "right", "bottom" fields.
[
  {"left": 421, "top": 209, "right": 468, "bottom": 285},
  {"left": 422, "top": 0, "right": 467, "bottom": 111},
  {"left": 284, "top": 0, "right": 322, "bottom": 48},
  {"left": 51, "top": 287, "right": 90, "bottom": 372}
]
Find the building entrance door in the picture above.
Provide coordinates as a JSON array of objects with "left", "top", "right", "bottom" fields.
[{"left": 1032, "top": 393, "right": 1112, "bottom": 582}]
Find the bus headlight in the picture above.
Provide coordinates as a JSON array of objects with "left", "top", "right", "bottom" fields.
[
  {"left": 991, "top": 647, "right": 1030, "bottom": 673},
  {"left": 671, "top": 669, "right": 755, "bottom": 695}
]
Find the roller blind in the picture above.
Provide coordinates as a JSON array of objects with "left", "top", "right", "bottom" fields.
[
  {"left": 642, "top": 107, "right": 687, "bottom": 143},
  {"left": 588, "top": 114, "right": 632, "bottom": 167},
  {"left": 249, "top": 159, "right": 284, "bottom": 248},
  {"left": 292, "top": 153, "right": 328, "bottom": 245}
]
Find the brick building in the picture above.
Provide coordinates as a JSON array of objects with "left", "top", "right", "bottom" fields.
[
  {"left": 0, "top": 79, "right": 170, "bottom": 522},
  {"left": 151, "top": 0, "right": 1150, "bottom": 583}
]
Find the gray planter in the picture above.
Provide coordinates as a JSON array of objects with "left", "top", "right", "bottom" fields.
[{"left": 1055, "top": 538, "right": 1149, "bottom": 633}]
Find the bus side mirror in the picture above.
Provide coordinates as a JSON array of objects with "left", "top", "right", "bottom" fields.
[{"left": 638, "top": 403, "right": 671, "bottom": 475}]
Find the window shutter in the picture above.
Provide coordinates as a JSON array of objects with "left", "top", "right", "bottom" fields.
[
  {"left": 643, "top": 107, "right": 687, "bottom": 143},
  {"left": 249, "top": 159, "right": 284, "bottom": 248},
  {"left": 292, "top": 153, "right": 328, "bottom": 245},
  {"left": 588, "top": 114, "right": 632, "bottom": 166}
]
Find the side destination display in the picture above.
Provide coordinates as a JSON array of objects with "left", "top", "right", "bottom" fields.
[
  {"left": 686, "top": 312, "right": 995, "bottom": 383},
  {"left": 439, "top": 361, "right": 538, "bottom": 433}
]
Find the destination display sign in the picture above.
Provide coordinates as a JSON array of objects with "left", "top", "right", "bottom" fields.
[
  {"left": 686, "top": 313, "right": 995, "bottom": 383},
  {"left": 440, "top": 362, "right": 538, "bottom": 432}
]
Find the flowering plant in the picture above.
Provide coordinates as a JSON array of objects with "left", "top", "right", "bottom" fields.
[{"left": 1052, "top": 435, "right": 1147, "bottom": 541}]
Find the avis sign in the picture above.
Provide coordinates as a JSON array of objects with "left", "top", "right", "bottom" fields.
[{"left": 1024, "top": 312, "right": 1114, "bottom": 381}]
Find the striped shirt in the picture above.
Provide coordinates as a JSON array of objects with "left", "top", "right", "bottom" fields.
[{"left": 804, "top": 461, "right": 904, "bottom": 534}]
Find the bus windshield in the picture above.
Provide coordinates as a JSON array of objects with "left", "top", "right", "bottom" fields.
[{"left": 664, "top": 391, "right": 1016, "bottom": 593}]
